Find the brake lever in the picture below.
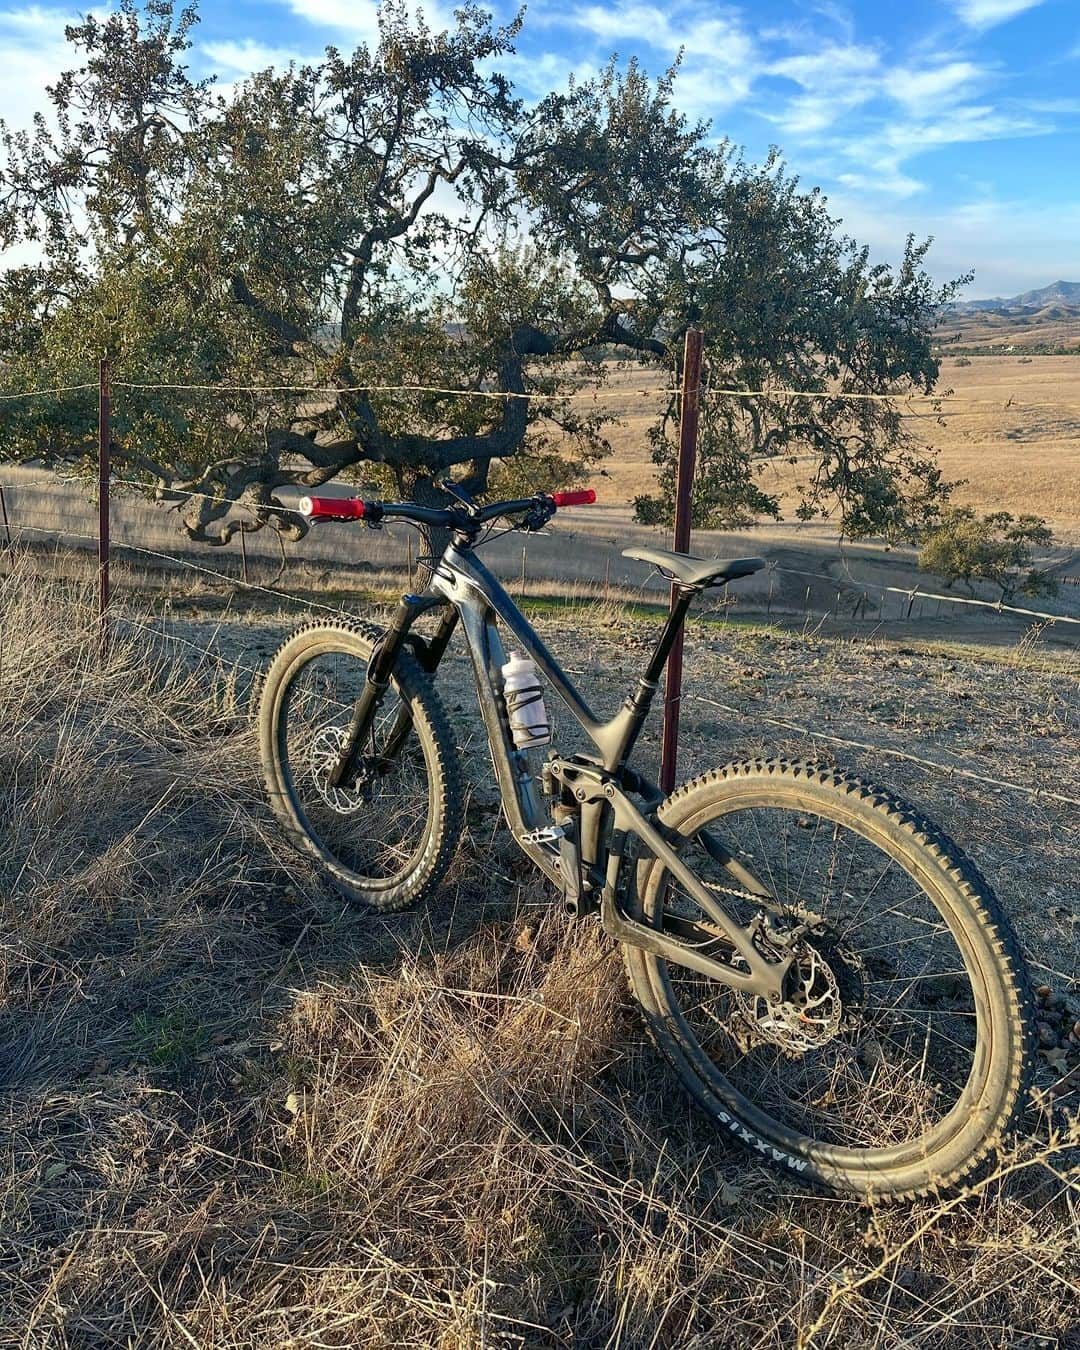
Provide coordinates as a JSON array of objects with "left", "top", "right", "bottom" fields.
[{"left": 519, "top": 499, "right": 555, "bottom": 532}]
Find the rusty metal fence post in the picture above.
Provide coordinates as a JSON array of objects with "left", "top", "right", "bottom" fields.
[
  {"left": 0, "top": 485, "right": 10, "bottom": 552},
  {"left": 660, "top": 327, "right": 703, "bottom": 795},
  {"left": 98, "top": 356, "right": 110, "bottom": 660}
]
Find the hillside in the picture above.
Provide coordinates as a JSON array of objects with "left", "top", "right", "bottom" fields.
[
  {"left": 2, "top": 551, "right": 1077, "bottom": 1346},
  {"left": 938, "top": 281, "right": 1080, "bottom": 351},
  {"left": 949, "top": 280, "right": 1080, "bottom": 314}
]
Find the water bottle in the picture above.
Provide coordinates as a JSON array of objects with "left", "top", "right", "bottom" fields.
[{"left": 500, "top": 651, "right": 551, "bottom": 749}]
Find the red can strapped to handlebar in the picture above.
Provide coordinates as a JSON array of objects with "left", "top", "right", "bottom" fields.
[{"left": 549, "top": 489, "right": 596, "bottom": 507}]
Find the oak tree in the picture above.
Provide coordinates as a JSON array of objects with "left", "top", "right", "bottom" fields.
[{"left": 1, "top": 0, "right": 958, "bottom": 548}]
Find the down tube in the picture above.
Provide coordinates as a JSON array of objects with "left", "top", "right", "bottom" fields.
[{"left": 454, "top": 592, "right": 562, "bottom": 886}]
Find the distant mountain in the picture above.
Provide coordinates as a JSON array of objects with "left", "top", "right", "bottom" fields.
[{"left": 947, "top": 280, "right": 1080, "bottom": 315}]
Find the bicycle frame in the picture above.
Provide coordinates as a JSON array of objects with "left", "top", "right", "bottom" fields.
[{"left": 346, "top": 535, "right": 791, "bottom": 1001}]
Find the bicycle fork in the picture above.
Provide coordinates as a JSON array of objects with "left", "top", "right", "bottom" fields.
[{"left": 328, "top": 595, "right": 457, "bottom": 789}]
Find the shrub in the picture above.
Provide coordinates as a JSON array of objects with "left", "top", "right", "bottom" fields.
[{"left": 919, "top": 507, "right": 1057, "bottom": 600}]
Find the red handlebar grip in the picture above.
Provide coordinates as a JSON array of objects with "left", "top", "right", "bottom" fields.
[
  {"left": 550, "top": 488, "right": 597, "bottom": 507},
  {"left": 298, "top": 495, "right": 366, "bottom": 520}
]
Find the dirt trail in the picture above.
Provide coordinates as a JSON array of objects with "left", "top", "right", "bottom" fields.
[{"left": 4, "top": 465, "right": 1079, "bottom": 645}]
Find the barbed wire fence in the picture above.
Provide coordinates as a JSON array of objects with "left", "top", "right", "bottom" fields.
[
  {"left": 3, "top": 361, "right": 1078, "bottom": 620},
  {"left": 1, "top": 358, "right": 1077, "bottom": 808}
]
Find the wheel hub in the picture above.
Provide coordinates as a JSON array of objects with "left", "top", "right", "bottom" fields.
[{"left": 734, "top": 927, "right": 865, "bottom": 1055}]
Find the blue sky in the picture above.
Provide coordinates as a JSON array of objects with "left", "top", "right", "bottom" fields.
[{"left": 2, "top": 0, "right": 1078, "bottom": 296}]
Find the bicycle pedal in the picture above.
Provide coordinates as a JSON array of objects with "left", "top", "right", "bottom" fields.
[{"left": 520, "top": 824, "right": 566, "bottom": 846}]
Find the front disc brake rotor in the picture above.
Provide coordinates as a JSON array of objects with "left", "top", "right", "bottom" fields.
[{"left": 309, "top": 725, "right": 368, "bottom": 815}]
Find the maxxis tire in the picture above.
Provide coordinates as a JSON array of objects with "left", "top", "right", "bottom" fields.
[
  {"left": 258, "top": 618, "right": 462, "bottom": 911},
  {"left": 623, "top": 758, "right": 1035, "bottom": 1201}
]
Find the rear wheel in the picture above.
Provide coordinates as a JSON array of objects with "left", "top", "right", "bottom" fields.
[
  {"left": 624, "top": 759, "right": 1033, "bottom": 1200},
  {"left": 259, "top": 619, "right": 462, "bottom": 910}
]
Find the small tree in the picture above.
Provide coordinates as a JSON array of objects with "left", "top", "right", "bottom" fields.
[{"left": 918, "top": 507, "right": 1057, "bottom": 600}]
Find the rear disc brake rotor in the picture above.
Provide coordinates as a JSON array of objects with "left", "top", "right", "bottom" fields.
[{"left": 733, "top": 931, "right": 866, "bottom": 1055}]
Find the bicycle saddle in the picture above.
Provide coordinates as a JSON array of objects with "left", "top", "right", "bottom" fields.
[{"left": 622, "top": 547, "right": 766, "bottom": 588}]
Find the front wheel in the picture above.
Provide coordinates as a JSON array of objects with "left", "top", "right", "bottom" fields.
[
  {"left": 624, "top": 759, "right": 1034, "bottom": 1200},
  {"left": 259, "top": 618, "right": 462, "bottom": 910}
]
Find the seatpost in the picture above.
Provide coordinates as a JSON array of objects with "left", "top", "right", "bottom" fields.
[{"left": 643, "top": 586, "right": 696, "bottom": 686}]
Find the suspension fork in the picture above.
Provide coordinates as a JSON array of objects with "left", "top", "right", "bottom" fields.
[{"left": 327, "top": 595, "right": 454, "bottom": 788}]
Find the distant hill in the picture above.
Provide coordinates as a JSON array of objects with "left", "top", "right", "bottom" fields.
[
  {"left": 937, "top": 281, "right": 1080, "bottom": 352},
  {"left": 948, "top": 280, "right": 1080, "bottom": 315}
]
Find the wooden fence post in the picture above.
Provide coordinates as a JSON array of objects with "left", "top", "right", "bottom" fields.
[
  {"left": 98, "top": 356, "right": 110, "bottom": 660},
  {"left": 660, "top": 327, "right": 703, "bottom": 795}
]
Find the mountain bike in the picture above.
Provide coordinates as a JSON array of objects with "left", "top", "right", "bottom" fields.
[{"left": 257, "top": 483, "right": 1034, "bottom": 1200}]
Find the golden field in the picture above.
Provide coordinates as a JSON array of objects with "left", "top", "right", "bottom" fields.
[{"left": 590, "top": 355, "right": 1080, "bottom": 542}]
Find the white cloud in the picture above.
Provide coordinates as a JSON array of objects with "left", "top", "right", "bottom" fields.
[
  {"left": 950, "top": 0, "right": 1046, "bottom": 31},
  {"left": 884, "top": 60, "right": 985, "bottom": 110},
  {"left": 538, "top": 2, "right": 761, "bottom": 121},
  {"left": 202, "top": 39, "right": 313, "bottom": 77},
  {"left": 280, "top": 0, "right": 379, "bottom": 39},
  {"left": 279, "top": 0, "right": 455, "bottom": 42},
  {"left": 878, "top": 103, "right": 1048, "bottom": 153},
  {"left": 822, "top": 101, "right": 1051, "bottom": 196},
  {"left": 769, "top": 40, "right": 880, "bottom": 87},
  {"left": 0, "top": 5, "right": 80, "bottom": 132},
  {"left": 759, "top": 41, "right": 880, "bottom": 137},
  {"left": 835, "top": 166, "right": 925, "bottom": 197},
  {"left": 561, "top": 4, "right": 683, "bottom": 53}
]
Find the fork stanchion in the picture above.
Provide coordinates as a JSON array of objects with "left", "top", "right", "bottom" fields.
[{"left": 660, "top": 327, "right": 703, "bottom": 795}]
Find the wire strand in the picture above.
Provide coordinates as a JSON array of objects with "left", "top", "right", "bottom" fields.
[
  {"left": 6, "top": 519, "right": 341, "bottom": 613},
  {"left": 770, "top": 564, "right": 1080, "bottom": 627},
  {"left": 0, "top": 382, "right": 98, "bottom": 402},
  {"left": 689, "top": 694, "right": 1080, "bottom": 809},
  {"left": 1, "top": 375, "right": 1068, "bottom": 411}
]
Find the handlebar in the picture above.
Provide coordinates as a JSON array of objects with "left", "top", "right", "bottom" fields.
[{"left": 296, "top": 487, "right": 596, "bottom": 529}]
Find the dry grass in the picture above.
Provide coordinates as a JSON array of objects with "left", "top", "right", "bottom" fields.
[
  {"left": 591, "top": 357, "right": 1080, "bottom": 540},
  {"left": 2, "top": 550, "right": 1079, "bottom": 1347}
]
